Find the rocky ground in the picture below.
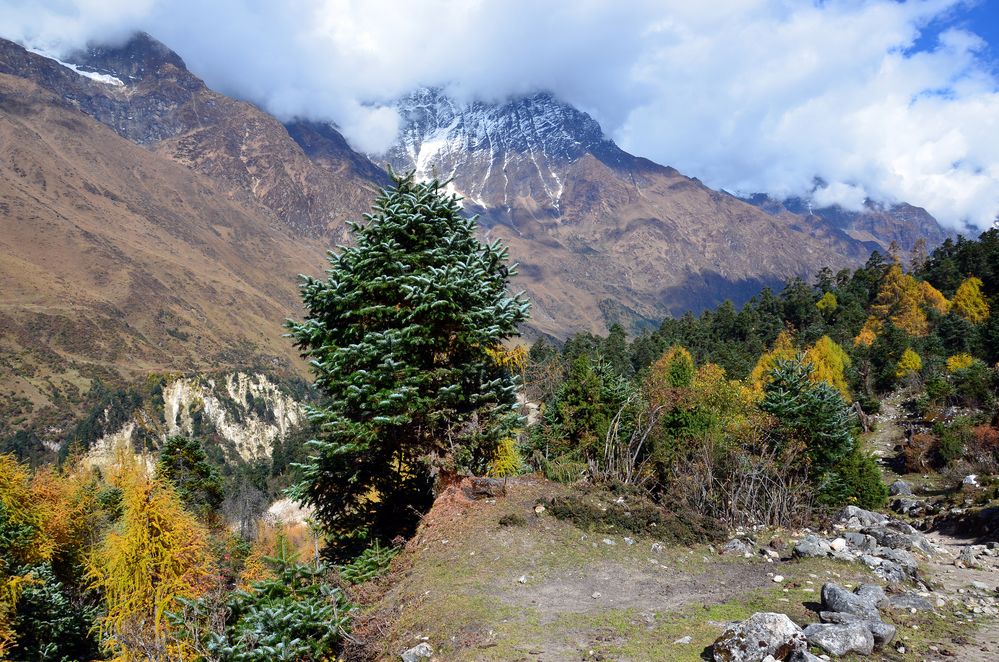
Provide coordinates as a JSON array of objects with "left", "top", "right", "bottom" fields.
[{"left": 363, "top": 394, "right": 997, "bottom": 661}]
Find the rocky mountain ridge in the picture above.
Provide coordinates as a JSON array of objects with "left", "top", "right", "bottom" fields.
[{"left": 374, "top": 87, "right": 949, "bottom": 333}]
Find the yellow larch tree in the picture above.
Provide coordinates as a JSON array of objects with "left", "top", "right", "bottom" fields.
[
  {"left": 87, "top": 458, "right": 213, "bottom": 661},
  {"left": 895, "top": 348, "right": 923, "bottom": 379},
  {"left": 854, "top": 316, "right": 881, "bottom": 347},
  {"left": 870, "top": 265, "right": 928, "bottom": 337},
  {"left": 952, "top": 276, "right": 990, "bottom": 323},
  {"left": 816, "top": 291, "right": 838, "bottom": 316},
  {"left": 0, "top": 454, "right": 46, "bottom": 656},
  {"left": 946, "top": 353, "right": 976, "bottom": 373},
  {"left": 920, "top": 281, "right": 951, "bottom": 315},
  {"left": 749, "top": 330, "right": 797, "bottom": 391},
  {"left": 804, "top": 336, "right": 852, "bottom": 398},
  {"left": 689, "top": 363, "right": 757, "bottom": 430},
  {"left": 487, "top": 437, "right": 523, "bottom": 478}
]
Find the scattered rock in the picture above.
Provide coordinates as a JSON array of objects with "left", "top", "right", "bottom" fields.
[
  {"left": 821, "top": 583, "right": 880, "bottom": 619},
  {"left": 962, "top": 474, "right": 979, "bottom": 487},
  {"left": 794, "top": 534, "right": 832, "bottom": 558},
  {"left": 956, "top": 546, "right": 982, "bottom": 569},
  {"left": 889, "top": 480, "right": 912, "bottom": 496},
  {"left": 872, "top": 546, "right": 917, "bottom": 570},
  {"left": 722, "top": 538, "right": 754, "bottom": 556},
  {"left": 788, "top": 651, "right": 825, "bottom": 662},
  {"left": 854, "top": 584, "right": 889, "bottom": 610},
  {"left": 839, "top": 505, "right": 888, "bottom": 529},
  {"left": 829, "top": 538, "right": 847, "bottom": 552},
  {"left": 803, "top": 622, "right": 875, "bottom": 656},
  {"left": 804, "top": 623, "right": 874, "bottom": 657},
  {"left": 401, "top": 642, "right": 433, "bottom": 662},
  {"left": 712, "top": 612, "right": 806, "bottom": 662},
  {"left": 591, "top": 591, "right": 601, "bottom": 599},
  {"left": 517, "top": 575, "right": 527, "bottom": 584},
  {"left": 651, "top": 542, "right": 666, "bottom": 554},
  {"left": 773, "top": 575, "right": 785, "bottom": 583},
  {"left": 843, "top": 531, "right": 877, "bottom": 552},
  {"left": 819, "top": 611, "right": 896, "bottom": 648},
  {"left": 674, "top": 635, "right": 692, "bottom": 644},
  {"left": 971, "top": 580, "right": 991, "bottom": 591},
  {"left": 862, "top": 526, "right": 913, "bottom": 551},
  {"left": 891, "top": 497, "right": 924, "bottom": 517},
  {"left": 888, "top": 593, "right": 933, "bottom": 611}
]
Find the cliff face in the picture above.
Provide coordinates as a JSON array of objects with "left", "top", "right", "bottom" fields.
[{"left": 83, "top": 372, "right": 307, "bottom": 470}]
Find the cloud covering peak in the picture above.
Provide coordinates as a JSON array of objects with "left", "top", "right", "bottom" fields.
[{"left": 2, "top": 0, "right": 997, "bottom": 230}]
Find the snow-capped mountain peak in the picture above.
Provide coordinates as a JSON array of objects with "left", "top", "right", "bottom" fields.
[{"left": 373, "top": 88, "right": 629, "bottom": 210}]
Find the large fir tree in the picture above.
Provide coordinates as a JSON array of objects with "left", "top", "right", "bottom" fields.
[{"left": 286, "top": 174, "right": 529, "bottom": 553}]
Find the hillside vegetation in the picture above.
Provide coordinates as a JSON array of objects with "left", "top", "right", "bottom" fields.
[{"left": 0, "top": 179, "right": 996, "bottom": 661}]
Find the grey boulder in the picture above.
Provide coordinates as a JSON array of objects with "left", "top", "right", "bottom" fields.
[
  {"left": 889, "top": 480, "right": 913, "bottom": 496},
  {"left": 721, "top": 538, "right": 755, "bottom": 556},
  {"left": 839, "top": 505, "right": 887, "bottom": 529},
  {"left": 712, "top": 612, "right": 806, "bottom": 662},
  {"left": 803, "top": 622, "right": 875, "bottom": 656},
  {"left": 889, "top": 592, "right": 933, "bottom": 611},
  {"left": 821, "top": 582, "right": 881, "bottom": 619},
  {"left": 401, "top": 642, "right": 433, "bottom": 662},
  {"left": 793, "top": 534, "right": 831, "bottom": 559},
  {"left": 819, "top": 611, "right": 896, "bottom": 648}
]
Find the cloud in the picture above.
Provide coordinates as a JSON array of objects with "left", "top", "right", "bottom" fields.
[{"left": 1, "top": 0, "right": 997, "bottom": 229}]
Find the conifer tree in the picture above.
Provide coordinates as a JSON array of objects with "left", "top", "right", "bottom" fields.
[
  {"left": 952, "top": 276, "right": 990, "bottom": 323},
  {"left": 286, "top": 174, "right": 529, "bottom": 553},
  {"left": 761, "top": 358, "right": 886, "bottom": 508},
  {"left": 156, "top": 436, "right": 224, "bottom": 520}
]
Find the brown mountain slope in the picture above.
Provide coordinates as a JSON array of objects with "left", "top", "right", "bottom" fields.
[
  {"left": 487, "top": 154, "right": 873, "bottom": 335},
  {"left": 0, "top": 72, "right": 330, "bottom": 435},
  {"left": 0, "top": 34, "right": 387, "bottom": 241}
]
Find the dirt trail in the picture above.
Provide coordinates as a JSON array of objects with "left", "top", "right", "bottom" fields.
[{"left": 864, "top": 393, "right": 999, "bottom": 660}]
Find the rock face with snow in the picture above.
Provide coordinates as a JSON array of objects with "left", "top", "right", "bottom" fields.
[
  {"left": 378, "top": 88, "right": 628, "bottom": 210},
  {"left": 0, "top": 33, "right": 385, "bottom": 240},
  {"left": 371, "top": 88, "right": 948, "bottom": 337}
]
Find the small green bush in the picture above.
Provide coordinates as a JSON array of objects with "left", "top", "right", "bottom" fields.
[
  {"left": 856, "top": 394, "right": 882, "bottom": 416},
  {"left": 546, "top": 485, "right": 725, "bottom": 545},
  {"left": 171, "top": 549, "right": 352, "bottom": 661},
  {"left": 935, "top": 418, "right": 975, "bottom": 466},
  {"left": 925, "top": 375, "right": 955, "bottom": 403},
  {"left": 337, "top": 541, "right": 398, "bottom": 585},
  {"left": 541, "top": 455, "right": 587, "bottom": 484},
  {"left": 819, "top": 448, "right": 888, "bottom": 510}
]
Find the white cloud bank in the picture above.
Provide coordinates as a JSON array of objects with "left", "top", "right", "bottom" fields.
[{"left": 1, "top": 0, "right": 997, "bottom": 229}]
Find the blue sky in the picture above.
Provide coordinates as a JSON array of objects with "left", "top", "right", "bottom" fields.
[
  {"left": 914, "top": 0, "right": 999, "bottom": 64},
  {"left": 1, "top": 0, "right": 997, "bottom": 230}
]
